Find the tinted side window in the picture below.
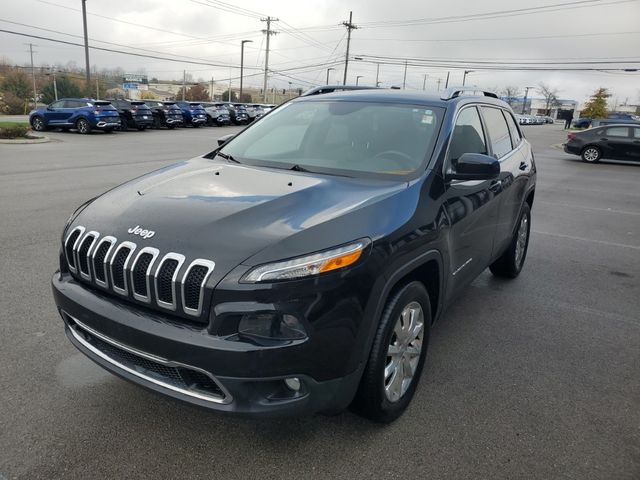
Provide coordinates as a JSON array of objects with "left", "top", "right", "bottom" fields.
[
  {"left": 448, "top": 107, "right": 487, "bottom": 165},
  {"left": 481, "top": 107, "right": 512, "bottom": 159},
  {"left": 504, "top": 111, "right": 522, "bottom": 148},
  {"left": 49, "top": 100, "right": 65, "bottom": 109},
  {"left": 633, "top": 127, "right": 640, "bottom": 139},
  {"left": 606, "top": 127, "right": 629, "bottom": 137},
  {"left": 62, "top": 100, "right": 77, "bottom": 108}
]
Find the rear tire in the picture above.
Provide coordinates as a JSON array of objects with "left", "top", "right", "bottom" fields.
[
  {"left": 352, "top": 281, "right": 431, "bottom": 423},
  {"left": 490, "top": 203, "right": 531, "bottom": 278},
  {"left": 76, "top": 118, "right": 91, "bottom": 134},
  {"left": 581, "top": 146, "right": 601, "bottom": 163}
]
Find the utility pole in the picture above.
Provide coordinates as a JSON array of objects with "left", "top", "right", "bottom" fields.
[
  {"left": 182, "top": 70, "right": 186, "bottom": 101},
  {"left": 240, "top": 39, "right": 253, "bottom": 101},
  {"left": 210, "top": 77, "right": 214, "bottom": 101},
  {"left": 81, "top": 0, "right": 91, "bottom": 87},
  {"left": 522, "top": 86, "right": 535, "bottom": 114},
  {"left": 445, "top": 71, "right": 450, "bottom": 89},
  {"left": 422, "top": 74, "right": 427, "bottom": 90},
  {"left": 375, "top": 63, "right": 380, "bottom": 87},
  {"left": 27, "top": 43, "right": 37, "bottom": 109},
  {"left": 342, "top": 11, "right": 358, "bottom": 85},
  {"left": 261, "top": 16, "right": 279, "bottom": 102},
  {"left": 402, "top": 60, "right": 408, "bottom": 89},
  {"left": 95, "top": 77, "right": 99, "bottom": 99}
]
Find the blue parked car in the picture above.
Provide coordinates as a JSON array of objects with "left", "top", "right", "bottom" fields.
[
  {"left": 175, "top": 101, "right": 207, "bottom": 127},
  {"left": 29, "top": 98, "right": 121, "bottom": 134}
]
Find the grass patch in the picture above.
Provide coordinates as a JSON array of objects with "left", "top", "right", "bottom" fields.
[
  {"left": 0, "top": 121, "right": 29, "bottom": 128},
  {"left": 0, "top": 122, "right": 31, "bottom": 139}
]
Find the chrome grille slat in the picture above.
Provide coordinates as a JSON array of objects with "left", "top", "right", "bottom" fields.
[
  {"left": 181, "top": 260, "right": 215, "bottom": 317},
  {"left": 64, "top": 226, "right": 85, "bottom": 274},
  {"left": 64, "top": 226, "right": 214, "bottom": 319},
  {"left": 92, "top": 236, "right": 117, "bottom": 288},
  {"left": 130, "top": 247, "right": 160, "bottom": 303},
  {"left": 77, "top": 231, "right": 100, "bottom": 281},
  {"left": 110, "top": 241, "right": 137, "bottom": 296},
  {"left": 155, "top": 253, "right": 186, "bottom": 312}
]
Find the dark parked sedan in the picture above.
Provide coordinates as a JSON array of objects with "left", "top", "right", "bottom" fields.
[{"left": 564, "top": 124, "right": 640, "bottom": 162}]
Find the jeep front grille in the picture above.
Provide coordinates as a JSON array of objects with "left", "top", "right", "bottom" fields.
[{"left": 63, "top": 227, "right": 214, "bottom": 319}]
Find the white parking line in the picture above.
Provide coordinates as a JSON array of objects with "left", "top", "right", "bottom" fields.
[{"left": 533, "top": 230, "right": 640, "bottom": 250}]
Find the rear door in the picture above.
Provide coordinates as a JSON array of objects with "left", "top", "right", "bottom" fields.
[
  {"left": 480, "top": 106, "right": 531, "bottom": 256},
  {"left": 60, "top": 99, "right": 82, "bottom": 124},
  {"left": 599, "top": 126, "right": 631, "bottom": 159},
  {"left": 443, "top": 105, "right": 501, "bottom": 296}
]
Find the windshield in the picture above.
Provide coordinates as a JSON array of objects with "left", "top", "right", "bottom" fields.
[{"left": 218, "top": 100, "right": 443, "bottom": 177}]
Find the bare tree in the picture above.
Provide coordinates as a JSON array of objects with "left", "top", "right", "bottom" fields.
[
  {"left": 537, "top": 82, "right": 560, "bottom": 115},
  {"left": 501, "top": 86, "right": 521, "bottom": 107}
]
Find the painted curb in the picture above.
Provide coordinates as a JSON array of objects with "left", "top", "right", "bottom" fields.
[{"left": 0, "top": 135, "right": 50, "bottom": 144}]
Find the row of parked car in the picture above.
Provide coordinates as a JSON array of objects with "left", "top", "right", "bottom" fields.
[
  {"left": 571, "top": 112, "right": 640, "bottom": 129},
  {"left": 28, "top": 98, "right": 276, "bottom": 134},
  {"left": 514, "top": 114, "right": 555, "bottom": 125}
]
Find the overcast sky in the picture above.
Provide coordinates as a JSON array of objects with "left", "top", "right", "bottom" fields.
[{"left": 1, "top": 0, "right": 639, "bottom": 105}]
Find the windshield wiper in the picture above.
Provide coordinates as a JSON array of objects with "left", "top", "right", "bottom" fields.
[
  {"left": 289, "top": 164, "right": 311, "bottom": 172},
  {"left": 216, "top": 151, "right": 241, "bottom": 164}
]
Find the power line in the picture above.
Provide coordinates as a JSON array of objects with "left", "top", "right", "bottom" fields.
[
  {"left": 355, "top": 30, "right": 640, "bottom": 43},
  {"left": 355, "top": 53, "right": 640, "bottom": 66},
  {"left": 357, "top": 0, "right": 639, "bottom": 28}
]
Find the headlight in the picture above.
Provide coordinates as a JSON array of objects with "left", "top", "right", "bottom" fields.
[{"left": 242, "top": 240, "right": 368, "bottom": 283}]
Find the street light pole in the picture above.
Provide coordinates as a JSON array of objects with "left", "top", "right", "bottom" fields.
[
  {"left": 326, "top": 67, "right": 334, "bottom": 85},
  {"left": 52, "top": 72, "right": 58, "bottom": 101},
  {"left": 375, "top": 63, "right": 380, "bottom": 87},
  {"left": 422, "top": 74, "right": 427, "bottom": 90},
  {"left": 522, "top": 86, "right": 535, "bottom": 114},
  {"left": 240, "top": 39, "right": 253, "bottom": 101},
  {"left": 402, "top": 60, "right": 408, "bottom": 89},
  {"left": 356, "top": 75, "right": 363, "bottom": 85},
  {"left": 462, "top": 70, "right": 473, "bottom": 86},
  {"left": 81, "top": 0, "right": 91, "bottom": 87}
]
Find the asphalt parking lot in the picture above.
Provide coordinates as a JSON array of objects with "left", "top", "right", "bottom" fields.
[{"left": 0, "top": 122, "right": 638, "bottom": 479}]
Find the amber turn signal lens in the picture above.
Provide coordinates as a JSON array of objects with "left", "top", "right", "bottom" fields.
[{"left": 319, "top": 249, "right": 363, "bottom": 273}]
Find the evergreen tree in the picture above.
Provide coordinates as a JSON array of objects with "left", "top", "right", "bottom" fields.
[{"left": 581, "top": 88, "right": 611, "bottom": 119}]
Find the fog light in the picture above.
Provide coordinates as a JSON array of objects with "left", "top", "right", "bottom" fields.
[
  {"left": 285, "top": 377, "right": 301, "bottom": 392},
  {"left": 238, "top": 312, "right": 307, "bottom": 340}
]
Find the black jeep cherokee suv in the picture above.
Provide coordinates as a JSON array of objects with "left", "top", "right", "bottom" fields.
[
  {"left": 52, "top": 88, "right": 536, "bottom": 422},
  {"left": 108, "top": 99, "right": 154, "bottom": 131}
]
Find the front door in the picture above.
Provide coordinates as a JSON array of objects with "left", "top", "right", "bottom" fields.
[
  {"left": 443, "top": 105, "right": 501, "bottom": 298},
  {"left": 44, "top": 100, "right": 67, "bottom": 126}
]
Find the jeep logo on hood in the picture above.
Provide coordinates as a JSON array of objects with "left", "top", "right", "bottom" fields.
[{"left": 127, "top": 225, "right": 155, "bottom": 240}]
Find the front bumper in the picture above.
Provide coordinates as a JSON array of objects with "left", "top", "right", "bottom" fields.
[{"left": 52, "top": 271, "right": 364, "bottom": 416}]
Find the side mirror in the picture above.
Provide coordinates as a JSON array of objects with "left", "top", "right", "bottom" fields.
[
  {"left": 217, "top": 134, "right": 235, "bottom": 146},
  {"left": 447, "top": 153, "right": 500, "bottom": 181},
  {"left": 47, "top": 106, "right": 54, "bottom": 111}
]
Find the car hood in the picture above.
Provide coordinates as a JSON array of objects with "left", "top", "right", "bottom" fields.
[{"left": 71, "top": 156, "right": 407, "bottom": 284}]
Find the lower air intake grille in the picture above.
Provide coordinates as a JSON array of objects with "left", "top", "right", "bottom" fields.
[
  {"left": 157, "top": 259, "right": 179, "bottom": 303},
  {"left": 66, "top": 314, "right": 227, "bottom": 403},
  {"left": 132, "top": 253, "right": 154, "bottom": 296},
  {"left": 184, "top": 265, "right": 209, "bottom": 310},
  {"left": 112, "top": 247, "right": 131, "bottom": 289}
]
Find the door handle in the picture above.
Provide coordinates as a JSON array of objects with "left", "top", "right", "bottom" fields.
[
  {"left": 519, "top": 162, "right": 528, "bottom": 171},
  {"left": 489, "top": 180, "right": 502, "bottom": 193}
]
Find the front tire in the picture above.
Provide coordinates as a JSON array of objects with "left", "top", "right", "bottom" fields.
[
  {"left": 30, "top": 116, "right": 46, "bottom": 132},
  {"left": 352, "top": 281, "right": 431, "bottom": 423},
  {"left": 581, "top": 146, "right": 601, "bottom": 163},
  {"left": 490, "top": 203, "right": 531, "bottom": 278},
  {"left": 76, "top": 118, "right": 91, "bottom": 134}
]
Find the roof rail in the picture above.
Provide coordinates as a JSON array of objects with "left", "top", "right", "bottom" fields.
[
  {"left": 440, "top": 86, "right": 498, "bottom": 100},
  {"left": 301, "top": 85, "right": 379, "bottom": 97}
]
